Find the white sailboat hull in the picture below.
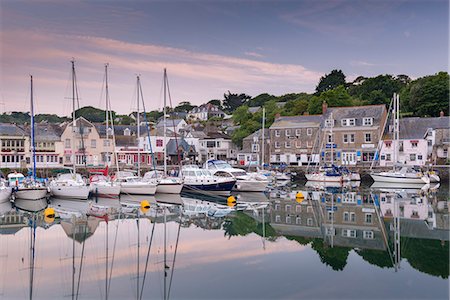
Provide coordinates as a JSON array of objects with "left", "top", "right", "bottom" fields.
[
  {"left": 0, "top": 187, "right": 12, "bottom": 203},
  {"left": 234, "top": 180, "right": 269, "bottom": 192},
  {"left": 90, "top": 184, "right": 121, "bottom": 197},
  {"left": 370, "top": 173, "right": 428, "bottom": 184},
  {"left": 14, "top": 187, "right": 48, "bottom": 200},
  {"left": 156, "top": 182, "right": 183, "bottom": 194},
  {"left": 120, "top": 183, "right": 157, "bottom": 195},
  {"left": 305, "top": 172, "right": 360, "bottom": 182},
  {"left": 50, "top": 185, "right": 90, "bottom": 200}
]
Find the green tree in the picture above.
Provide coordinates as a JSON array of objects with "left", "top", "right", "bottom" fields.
[
  {"left": 174, "top": 101, "right": 196, "bottom": 112},
  {"left": 75, "top": 106, "right": 110, "bottom": 123},
  {"left": 232, "top": 105, "right": 251, "bottom": 125},
  {"left": 247, "top": 93, "right": 276, "bottom": 107},
  {"left": 308, "top": 86, "right": 354, "bottom": 114},
  {"left": 207, "top": 99, "right": 223, "bottom": 110},
  {"left": 400, "top": 72, "right": 449, "bottom": 117},
  {"left": 348, "top": 74, "right": 405, "bottom": 106},
  {"left": 223, "top": 91, "right": 251, "bottom": 113},
  {"left": 316, "top": 69, "right": 346, "bottom": 94}
]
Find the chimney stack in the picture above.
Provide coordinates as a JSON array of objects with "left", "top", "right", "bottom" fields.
[
  {"left": 440, "top": 110, "right": 444, "bottom": 117},
  {"left": 322, "top": 101, "right": 328, "bottom": 114}
]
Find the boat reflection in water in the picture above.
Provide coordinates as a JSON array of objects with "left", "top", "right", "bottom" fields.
[{"left": 0, "top": 180, "right": 447, "bottom": 299}]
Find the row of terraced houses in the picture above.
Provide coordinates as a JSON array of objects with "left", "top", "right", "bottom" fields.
[{"left": 240, "top": 103, "right": 449, "bottom": 167}]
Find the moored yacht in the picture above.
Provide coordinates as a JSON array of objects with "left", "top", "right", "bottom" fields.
[
  {"left": 143, "top": 170, "right": 183, "bottom": 194},
  {"left": 114, "top": 171, "right": 157, "bottom": 195},
  {"left": 370, "top": 165, "right": 429, "bottom": 184},
  {"left": 204, "top": 159, "right": 269, "bottom": 192},
  {"left": 49, "top": 173, "right": 90, "bottom": 199},
  {"left": 89, "top": 174, "right": 121, "bottom": 197},
  {"left": 305, "top": 165, "right": 360, "bottom": 182},
  {"left": 8, "top": 172, "right": 48, "bottom": 200},
  {"left": 181, "top": 165, "right": 236, "bottom": 195}
]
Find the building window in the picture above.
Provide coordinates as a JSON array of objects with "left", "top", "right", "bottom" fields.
[
  {"left": 275, "top": 130, "right": 280, "bottom": 137},
  {"left": 295, "top": 129, "right": 301, "bottom": 136},
  {"left": 325, "top": 227, "right": 335, "bottom": 236},
  {"left": 307, "top": 128, "right": 312, "bottom": 136},
  {"left": 65, "top": 139, "right": 70, "bottom": 148},
  {"left": 380, "top": 155, "right": 385, "bottom": 160},
  {"left": 206, "top": 141, "right": 215, "bottom": 148},
  {"left": 156, "top": 139, "right": 163, "bottom": 147},
  {"left": 411, "top": 141, "right": 418, "bottom": 148},
  {"left": 365, "top": 133, "right": 372, "bottom": 143},
  {"left": 252, "top": 144, "right": 260, "bottom": 152},
  {"left": 285, "top": 141, "right": 291, "bottom": 148},
  {"left": 307, "top": 141, "right": 312, "bottom": 148},
  {"left": 295, "top": 205, "right": 301, "bottom": 212},
  {"left": 91, "top": 139, "right": 96, "bottom": 148},
  {"left": 216, "top": 141, "right": 221, "bottom": 148},
  {"left": 295, "top": 217, "right": 301, "bottom": 225},
  {"left": 327, "top": 134, "right": 333, "bottom": 143},
  {"left": 274, "top": 204, "right": 280, "bottom": 211},
  {"left": 103, "top": 139, "right": 110, "bottom": 147},
  {"left": 386, "top": 154, "right": 391, "bottom": 161},
  {"left": 418, "top": 155, "right": 423, "bottom": 160},
  {"left": 343, "top": 134, "right": 348, "bottom": 143},
  {"left": 363, "top": 231, "right": 374, "bottom": 239},
  {"left": 275, "top": 215, "right": 281, "bottom": 222},
  {"left": 285, "top": 205, "right": 291, "bottom": 212},
  {"left": 350, "top": 134, "right": 355, "bottom": 143},
  {"left": 307, "top": 218, "right": 313, "bottom": 226},
  {"left": 350, "top": 212, "right": 356, "bottom": 222},
  {"left": 327, "top": 211, "right": 334, "bottom": 221},
  {"left": 427, "top": 140, "right": 432, "bottom": 146},
  {"left": 286, "top": 216, "right": 291, "bottom": 224},
  {"left": 124, "top": 128, "right": 131, "bottom": 136},
  {"left": 295, "top": 141, "right": 301, "bottom": 148},
  {"left": 343, "top": 212, "right": 349, "bottom": 222},
  {"left": 275, "top": 141, "right": 281, "bottom": 149},
  {"left": 365, "top": 213, "right": 373, "bottom": 224},
  {"left": 342, "top": 229, "right": 357, "bottom": 238},
  {"left": 363, "top": 118, "right": 373, "bottom": 126},
  {"left": 325, "top": 119, "right": 334, "bottom": 127},
  {"left": 285, "top": 129, "right": 291, "bottom": 137},
  {"left": 410, "top": 154, "right": 416, "bottom": 161},
  {"left": 342, "top": 118, "right": 355, "bottom": 126}
]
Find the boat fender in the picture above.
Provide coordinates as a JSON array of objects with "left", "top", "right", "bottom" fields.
[
  {"left": 296, "top": 192, "right": 304, "bottom": 203},
  {"left": 227, "top": 196, "right": 236, "bottom": 207},
  {"left": 44, "top": 207, "right": 56, "bottom": 224},
  {"left": 140, "top": 200, "right": 150, "bottom": 213}
]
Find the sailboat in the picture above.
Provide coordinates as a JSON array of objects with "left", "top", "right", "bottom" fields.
[
  {"left": 370, "top": 94, "right": 430, "bottom": 184},
  {"left": 89, "top": 64, "right": 121, "bottom": 197},
  {"left": 49, "top": 60, "right": 90, "bottom": 199},
  {"left": 305, "top": 113, "right": 360, "bottom": 182},
  {"left": 8, "top": 76, "right": 48, "bottom": 201},
  {"left": 144, "top": 69, "right": 183, "bottom": 194},
  {"left": 115, "top": 75, "right": 157, "bottom": 195}
]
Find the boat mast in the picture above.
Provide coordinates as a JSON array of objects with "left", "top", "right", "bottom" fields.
[
  {"left": 71, "top": 60, "right": 76, "bottom": 174},
  {"left": 329, "top": 113, "right": 334, "bottom": 165},
  {"left": 105, "top": 64, "right": 110, "bottom": 166},
  {"left": 136, "top": 76, "right": 141, "bottom": 177},
  {"left": 261, "top": 106, "right": 265, "bottom": 168},
  {"left": 163, "top": 69, "right": 167, "bottom": 175},
  {"left": 30, "top": 75, "right": 36, "bottom": 180},
  {"left": 163, "top": 207, "right": 167, "bottom": 300},
  {"left": 393, "top": 93, "right": 398, "bottom": 170}
]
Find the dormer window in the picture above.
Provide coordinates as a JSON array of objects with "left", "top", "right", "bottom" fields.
[
  {"left": 341, "top": 118, "right": 355, "bottom": 126},
  {"left": 363, "top": 117, "right": 373, "bottom": 126},
  {"left": 124, "top": 128, "right": 131, "bottom": 136},
  {"left": 325, "top": 119, "right": 334, "bottom": 128},
  {"left": 107, "top": 127, "right": 113, "bottom": 136}
]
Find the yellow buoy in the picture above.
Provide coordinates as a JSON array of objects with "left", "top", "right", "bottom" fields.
[
  {"left": 227, "top": 195, "right": 236, "bottom": 207},
  {"left": 44, "top": 207, "right": 55, "bottom": 224},
  {"left": 296, "top": 191, "right": 305, "bottom": 203},
  {"left": 140, "top": 200, "right": 150, "bottom": 213}
]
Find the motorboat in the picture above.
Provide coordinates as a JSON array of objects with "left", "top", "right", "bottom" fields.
[
  {"left": 143, "top": 170, "right": 183, "bottom": 194},
  {"left": 204, "top": 160, "right": 269, "bottom": 192},
  {"left": 89, "top": 174, "right": 121, "bottom": 197},
  {"left": 181, "top": 165, "right": 236, "bottom": 195},
  {"left": 8, "top": 172, "right": 48, "bottom": 200},
  {"left": 14, "top": 197, "right": 48, "bottom": 212},
  {"left": 114, "top": 171, "right": 157, "bottom": 195},
  {"left": 0, "top": 179, "right": 12, "bottom": 203},
  {"left": 49, "top": 173, "right": 90, "bottom": 200}
]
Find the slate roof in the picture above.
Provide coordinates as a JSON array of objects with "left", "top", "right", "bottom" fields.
[
  {"left": 270, "top": 115, "right": 323, "bottom": 129},
  {"left": 166, "top": 138, "right": 197, "bottom": 155},
  {"left": 0, "top": 123, "right": 26, "bottom": 136},
  {"left": 156, "top": 118, "right": 185, "bottom": 128},
  {"left": 28, "top": 124, "right": 63, "bottom": 141},
  {"left": 243, "top": 128, "right": 269, "bottom": 141},
  {"left": 324, "top": 105, "right": 386, "bottom": 128},
  {"left": 203, "top": 132, "right": 231, "bottom": 140},
  {"left": 390, "top": 117, "right": 450, "bottom": 140},
  {"left": 95, "top": 124, "right": 148, "bottom": 138}
]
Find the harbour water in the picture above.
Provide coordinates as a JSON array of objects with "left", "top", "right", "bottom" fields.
[{"left": 0, "top": 180, "right": 448, "bottom": 299}]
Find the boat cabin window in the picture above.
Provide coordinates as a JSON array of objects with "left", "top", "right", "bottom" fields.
[{"left": 215, "top": 171, "right": 232, "bottom": 177}]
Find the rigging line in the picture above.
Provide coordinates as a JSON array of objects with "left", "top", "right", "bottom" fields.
[
  {"left": 107, "top": 212, "right": 120, "bottom": 297},
  {"left": 139, "top": 208, "right": 158, "bottom": 300},
  {"left": 165, "top": 71, "right": 182, "bottom": 167},
  {"left": 167, "top": 212, "right": 182, "bottom": 300},
  {"left": 75, "top": 222, "right": 88, "bottom": 300},
  {"left": 138, "top": 81, "right": 157, "bottom": 173}
]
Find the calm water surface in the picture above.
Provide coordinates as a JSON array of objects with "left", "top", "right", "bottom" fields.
[{"left": 0, "top": 180, "right": 448, "bottom": 299}]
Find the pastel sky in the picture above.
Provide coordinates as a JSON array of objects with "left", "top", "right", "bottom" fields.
[{"left": 0, "top": 0, "right": 448, "bottom": 116}]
